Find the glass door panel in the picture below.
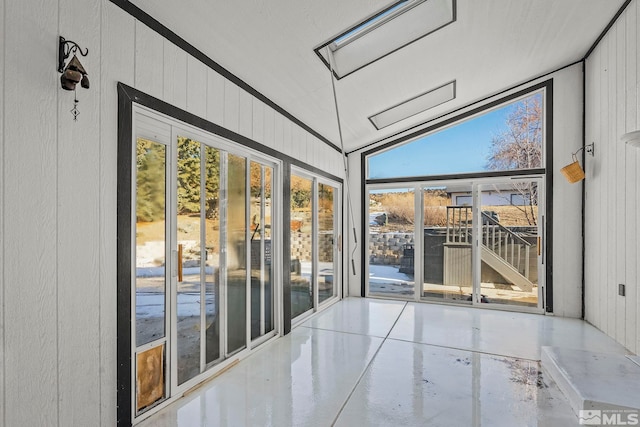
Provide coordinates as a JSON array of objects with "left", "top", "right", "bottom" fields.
[
  {"left": 290, "top": 175, "right": 314, "bottom": 318},
  {"left": 250, "top": 162, "right": 274, "bottom": 340},
  {"left": 176, "top": 137, "right": 203, "bottom": 385},
  {"left": 478, "top": 180, "right": 541, "bottom": 308},
  {"left": 226, "top": 153, "right": 247, "bottom": 354},
  {"left": 368, "top": 188, "right": 415, "bottom": 298},
  {"left": 135, "top": 137, "right": 168, "bottom": 412},
  {"left": 135, "top": 138, "right": 168, "bottom": 346},
  {"left": 205, "top": 146, "right": 221, "bottom": 364},
  {"left": 422, "top": 184, "right": 473, "bottom": 304},
  {"left": 263, "top": 167, "right": 274, "bottom": 334},
  {"left": 318, "top": 183, "right": 336, "bottom": 304}
]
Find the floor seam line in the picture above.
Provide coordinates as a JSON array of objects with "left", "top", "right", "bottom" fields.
[
  {"left": 298, "top": 325, "right": 390, "bottom": 339},
  {"left": 384, "top": 336, "right": 541, "bottom": 362},
  {"left": 330, "top": 301, "right": 409, "bottom": 426}
]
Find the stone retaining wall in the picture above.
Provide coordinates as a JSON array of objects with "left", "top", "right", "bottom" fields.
[
  {"left": 290, "top": 232, "right": 334, "bottom": 262},
  {"left": 289, "top": 232, "right": 414, "bottom": 265},
  {"left": 368, "top": 233, "right": 414, "bottom": 265}
]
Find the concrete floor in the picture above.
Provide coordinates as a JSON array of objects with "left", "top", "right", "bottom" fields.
[{"left": 139, "top": 298, "right": 630, "bottom": 426}]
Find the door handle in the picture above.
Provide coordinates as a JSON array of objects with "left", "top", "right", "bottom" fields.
[{"left": 537, "top": 237, "right": 541, "bottom": 256}]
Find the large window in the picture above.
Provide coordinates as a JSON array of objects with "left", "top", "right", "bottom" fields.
[
  {"left": 367, "top": 92, "right": 544, "bottom": 179},
  {"left": 363, "top": 83, "right": 551, "bottom": 313}
]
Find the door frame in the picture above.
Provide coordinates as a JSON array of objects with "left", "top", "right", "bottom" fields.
[
  {"left": 471, "top": 176, "right": 545, "bottom": 313},
  {"left": 364, "top": 175, "right": 546, "bottom": 314},
  {"left": 290, "top": 167, "right": 343, "bottom": 325},
  {"left": 129, "top": 104, "right": 285, "bottom": 420}
]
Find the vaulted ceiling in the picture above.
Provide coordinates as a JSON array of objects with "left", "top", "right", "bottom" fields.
[{"left": 130, "top": 0, "right": 627, "bottom": 152}]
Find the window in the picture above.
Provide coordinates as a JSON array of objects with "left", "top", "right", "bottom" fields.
[
  {"left": 362, "top": 81, "right": 552, "bottom": 314},
  {"left": 511, "top": 193, "right": 531, "bottom": 206},
  {"left": 315, "top": 0, "right": 456, "bottom": 78},
  {"left": 369, "top": 81, "right": 456, "bottom": 129},
  {"left": 367, "top": 92, "right": 544, "bottom": 179}
]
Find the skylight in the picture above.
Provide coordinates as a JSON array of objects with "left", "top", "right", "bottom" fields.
[
  {"left": 369, "top": 81, "right": 456, "bottom": 129},
  {"left": 315, "top": 0, "right": 456, "bottom": 79},
  {"left": 332, "top": 1, "right": 410, "bottom": 47}
]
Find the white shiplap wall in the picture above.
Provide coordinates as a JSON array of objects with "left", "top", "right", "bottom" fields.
[
  {"left": 0, "top": 0, "right": 4, "bottom": 424},
  {"left": 584, "top": 0, "right": 640, "bottom": 354},
  {"left": 0, "top": 1, "right": 344, "bottom": 426}
]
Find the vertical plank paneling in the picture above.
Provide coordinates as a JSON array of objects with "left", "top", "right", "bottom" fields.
[
  {"left": 57, "top": 0, "right": 102, "bottom": 425},
  {"left": 593, "top": 47, "right": 602, "bottom": 328},
  {"left": 598, "top": 34, "right": 609, "bottom": 334},
  {"left": 282, "top": 118, "right": 292, "bottom": 158},
  {"left": 607, "top": 32, "right": 617, "bottom": 338},
  {"left": 4, "top": 1, "right": 58, "bottom": 425},
  {"left": 636, "top": 0, "right": 640, "bottom": 354},
  {"left": 316, "top": 133, "right": 325, "bottom": 169},
  {"left": 206, "top": 68, "right": 224, "bottom": 125},
  {"left": 585, "top": 48, "right": 600, "bottom": 328},
  {"left": 615, "top": 19, "right": 626, "bottom": 345},
  {"left": 625, "top": 1, "right": 638, "bottom": 353},
  {"left": 186, "top": 55, "right": 207, "bottom": 118},
  {"left": 100, "top": 4, "right": 135, "bottom": 426},
  {"left": 163, "top": 40, "right": 187, "bottom": 110},
  {"left": 0, "top": 0, "right": 5, "bottom": 423},
  {"left": 296, "top": 125, "right": 305, "bottom": 164},
  {"left": 252, "top": 98, "right": 265, "bottom": 144},
  {"left": 300, "top": 127, "right": 308, "bottom": 165},
  {"left": 303, "top": 127, "right": 313, "bottom": 167},
  {"left": 296, "top": 126, "right": 307, "bottom": 165},
  {"left": 273, "top": 111, "right": 284, "bottom": 154},
  {"left": 134, "top": 21, "right": 164, "bottom": 99},
  {"left": 238, "top": 89, "right": 253, "bottom": 139},
  {"left": 223, "top": 79, "right": 240, "bottom": 133},
  {"left": 307, "top": 134, "right": 316, "bottom": 169},
  {"left": 263, "top": 105, "right": 275, "bottom": 150},
  {"left": 586, "top": 0, "right": 640, "bottom": 352}
]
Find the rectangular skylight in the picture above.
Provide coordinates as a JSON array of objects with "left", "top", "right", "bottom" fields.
[
  {"left": 333, "top": 1, "right": 410, "bottom": 46},
  {"left": 315, "top": 0, "right": 456, "bottom": 79},
  {"left": 369, "top": 81, "right": 456, "bottom": 129}
]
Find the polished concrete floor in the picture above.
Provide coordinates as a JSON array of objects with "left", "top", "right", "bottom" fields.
[{"left": 139, "top": 298, "right": 630, "bottom": 426}]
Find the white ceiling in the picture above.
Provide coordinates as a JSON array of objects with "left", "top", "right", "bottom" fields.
[{"left": 130, "top": 0, "right": 626, "bottom": 153}]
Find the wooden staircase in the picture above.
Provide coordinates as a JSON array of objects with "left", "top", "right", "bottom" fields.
[{"left": 445, "top": 206, "right": 534, "bottom": 291}]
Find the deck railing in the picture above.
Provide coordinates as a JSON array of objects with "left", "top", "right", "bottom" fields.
[{"left": 445, "top": 206, "right": 531, "bottom": 278}]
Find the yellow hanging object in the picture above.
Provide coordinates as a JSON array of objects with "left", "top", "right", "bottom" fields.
[{"left": 560, "top": 155, "right": 585, "bottom": 183}]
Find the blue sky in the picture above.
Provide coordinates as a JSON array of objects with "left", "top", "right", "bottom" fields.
[{"left": 368, "top": 96, "right": 535, "bottom": 179}]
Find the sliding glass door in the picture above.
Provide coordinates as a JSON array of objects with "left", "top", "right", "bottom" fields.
[
  {"left": 422, "top": 178, "right": 543, "bottom": 309},
  {"left": 132, "top": 109, "right": 281, "bottom": 417},
  {"left": 290, "top": 169, "right": 341, "bottom": 322},
  {"left": 422, "top": 184, "right": 472, "bottom": 303},
  {"left": 367, "top": 188, "right": 416, "bottom": 298},
  {"left": 366, "top": 178, "right": 544, "bottom": 311},
  {"left": 250, "top": 161, "right": 275, "bottom": 341},
  {"left": 476, "top": 179, "right": 542, "bottom": 308}
]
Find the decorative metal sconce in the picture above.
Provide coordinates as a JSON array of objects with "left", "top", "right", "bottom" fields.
[
  {"left": 58, "top": 36, "right": 89, "bottom": 120},
  {"left": 560, "top": 143, "right": 594, "bottom": 184}
]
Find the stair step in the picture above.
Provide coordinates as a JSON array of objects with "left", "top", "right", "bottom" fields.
[
  {"left": 541, "top": 346, "right": 640, "bottom": 417},
  {"left": 480, "top": 246, "right": 533, "bottom": 292}
]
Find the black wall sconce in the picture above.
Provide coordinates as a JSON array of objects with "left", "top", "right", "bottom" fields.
[{"left": 58, "top": 36, "right": 89, "bottom": 120}]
